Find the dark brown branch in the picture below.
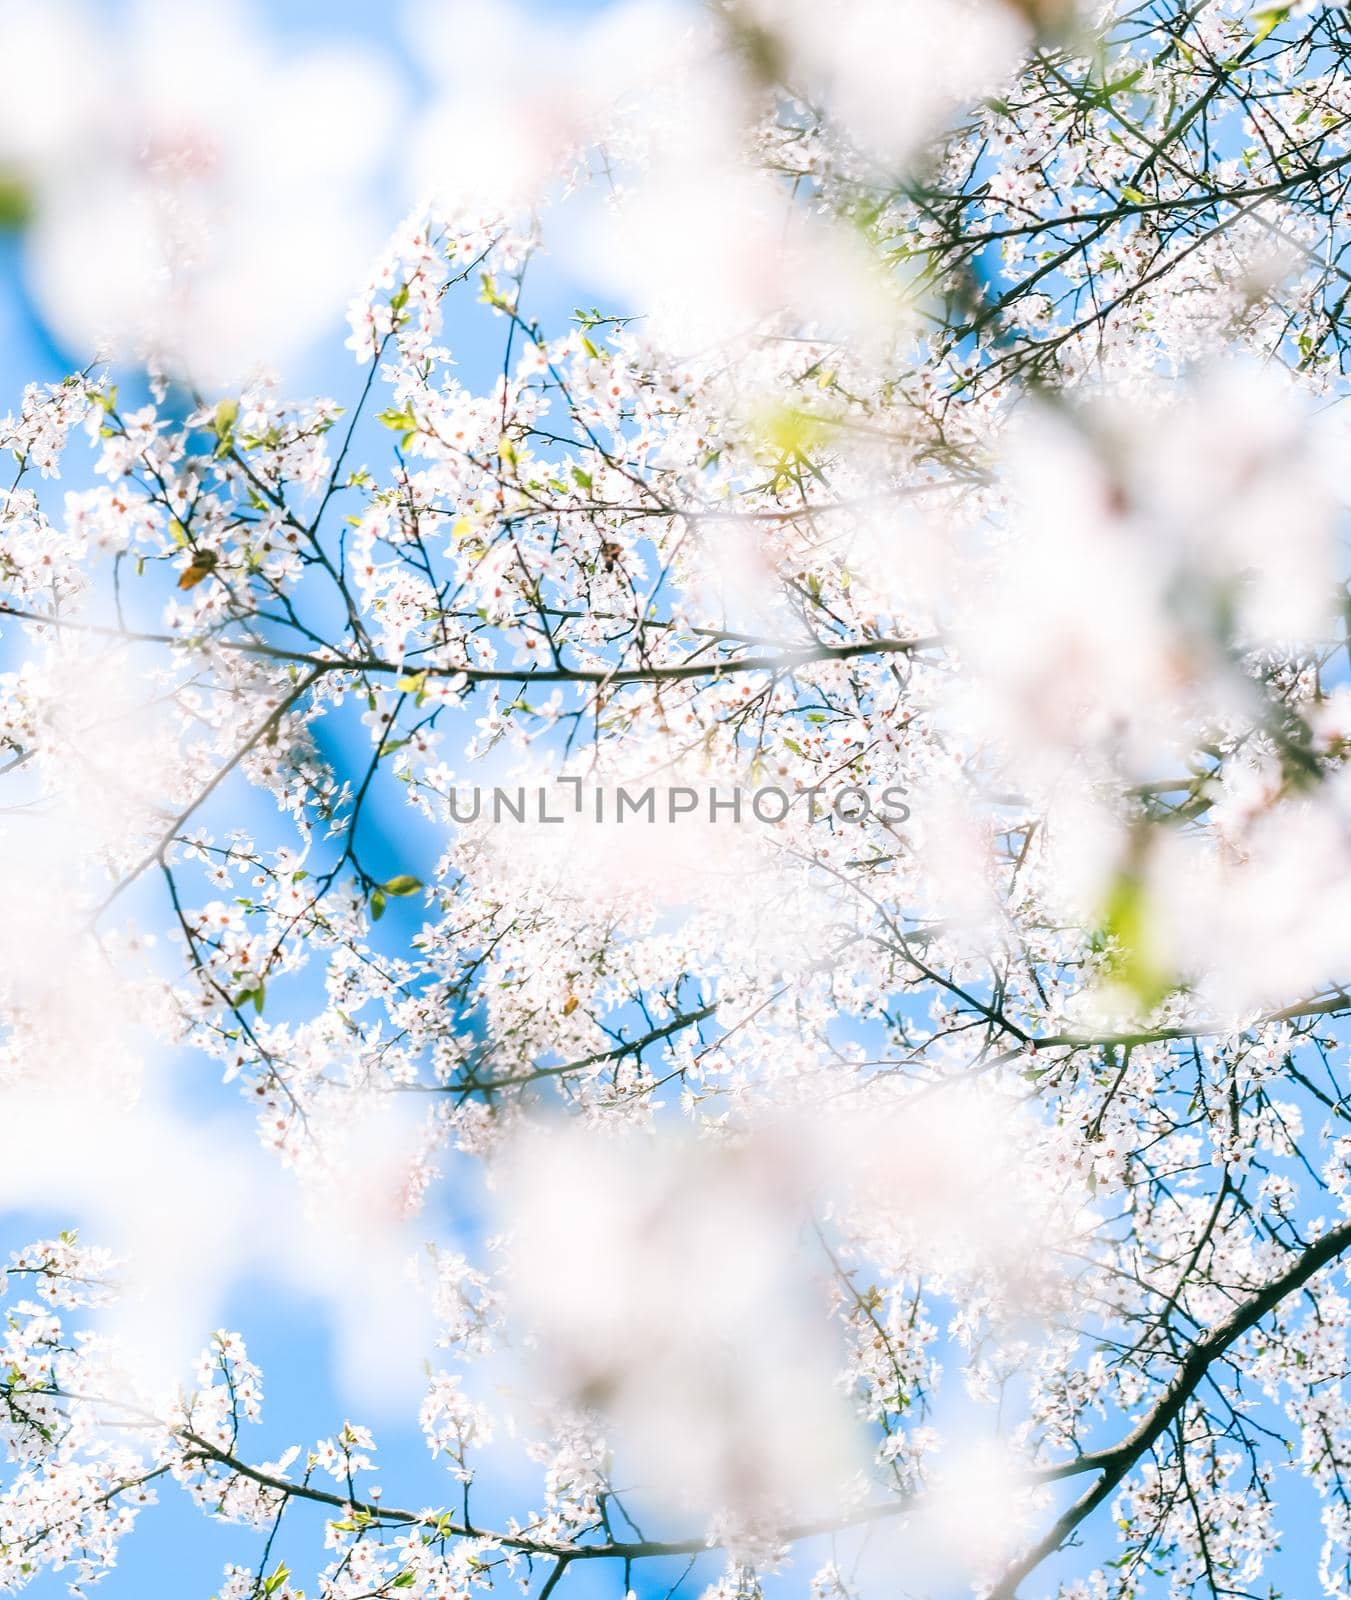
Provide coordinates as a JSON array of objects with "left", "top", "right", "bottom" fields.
[{"left": 991, "top": 1214, "right": 1351, "bottom": 1597}]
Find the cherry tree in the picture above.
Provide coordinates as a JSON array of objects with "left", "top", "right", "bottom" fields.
[{"left": 3, "top": 2, "right": 1351, "bottom": 1598}]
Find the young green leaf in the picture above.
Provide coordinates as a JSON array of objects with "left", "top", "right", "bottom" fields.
[{"left": 383, "top": 874, "right": 423, "bottom": 897}]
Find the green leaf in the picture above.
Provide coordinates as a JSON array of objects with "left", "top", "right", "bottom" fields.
[
  {"left": 1097, "top": 870, "right": 1173, "bottom": 1010},
  {"left": 1099, "top": 67, "right": 1144, "bottom": 101},
  {"left": 756, "top": 404, "right": 828, "bottom": 460},
  {"left": 1252, "top": 5, "right": 1288, "bottom": 43},
  {"left": 383, "top": 874, "right": 423, "bottom": 897},
  {"left": 232, "top": 986, "right": 265, "bottom": 1015},
  {"left": 1120, "top": 184, "right": 1148, "bottom": 205},
  {"left": 262, "top": 1562, "right": 290, "bottom": 1595},
  {"left": 370, "top": 888, "right": 387, "bottom": 922},
  {"left": 0, "top": 169, "right": 33, "bottom": 231},
  {"left": 211, "top": 398, "right": 239, "bottom": 459}
]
